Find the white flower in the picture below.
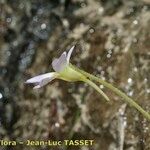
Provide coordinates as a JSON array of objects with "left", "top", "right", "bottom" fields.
[
  {"left": 25, "top": 46, "right": 85, "bottom": 89},
  {"left": 25, "top": 45, "right": 109, "bottom": 101}
]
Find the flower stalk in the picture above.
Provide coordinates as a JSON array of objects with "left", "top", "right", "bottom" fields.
[
  {"left": 71, "top": 64, "right": 150, "bottom": 121},
  {"left": 82, "top": 78, "right": 110, "bottom": 102}
]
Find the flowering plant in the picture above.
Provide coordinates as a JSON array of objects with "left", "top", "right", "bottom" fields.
[{"left": 26, "top": 46, "right": 150, "bottom": 121}]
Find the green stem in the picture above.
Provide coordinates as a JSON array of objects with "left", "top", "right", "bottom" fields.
[
  {"left": 71, "top": 64, "right": 150, "bottom": 121},
  {"left": 83, "top": 78, "right": 110, "bottom": 102}
]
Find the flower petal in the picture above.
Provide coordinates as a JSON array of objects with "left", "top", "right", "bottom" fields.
[
  {"left": 26, "top": 72, "right": 56, "bottom": 83},
  {"left": 25, "top": 72, "right": 58, "bottom": 89},
  {"left": 67, "top": 46, "right": 75, "bottom": 63},
  {"left": 33, "top": 85, "right": 41, "bottom": 89},
  {"left": 52, "top": 51, "right": 67, "bottom": 72}
]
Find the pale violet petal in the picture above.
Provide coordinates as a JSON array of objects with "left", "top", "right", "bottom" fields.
[
  {"left": 26, "top": 72, "right": 56, "bottom": 83},
  {"left": 33, "top": 77, "right": 53, "bottom": 89},
  {"left": 52, "top": 51, "right": 67, "bottom": 72},
  {"left": 26, "top": 72, "right": 58, "bottom": 89},
  {"left": 33, "top": 85, "right": 41, "bottom": 89},
  {"left": 39, "top": 77, "right": 54, "bottom": 87},
  {"left": 67, "top": 46, "right": 75, "bottom": 63}
]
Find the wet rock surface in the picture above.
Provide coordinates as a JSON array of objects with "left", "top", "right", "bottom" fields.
[{"left": 0, "top": 0, "right": 150, "bottom": 150}]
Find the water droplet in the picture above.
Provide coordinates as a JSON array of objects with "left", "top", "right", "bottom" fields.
[
  {"left": 41, "top": 23, "right": 47, "bottom": 29},
  {"left": 123, "top": 117, "right": 127, "bottom": 126},
  {"left": 133, "top": 20, "right": 138, "bottom": 25},
  {"left": 133, "top": 67, "right": 138, "bottom": 72},
  {"left": 143, "top": 126, "right": 149, "bottom": 133},
  {"left": 128, "top": 90, "right": 133, "bottom": 96},
  {"left": 6, "top": 17, "right": 12, "bottom": 23},
  {"left": 127, "top": 78, "right": 133, "bottom": 84},
  {"left": 100, "top": 85, "right": 104, "bottom": 89},
  {"left": 0, "top": 93, "right": 3, "bottom": 99},
  {"left": 81, "top": 2, "right": 86, "bottom": 8},
  {"left": 108, "top": 49, "right": 112, "bottom": 54},
  {"left": 144, "top": 78, "right": 148, "bottom": 83},
  {"left": 89, "top": 28, "right": 95, "bottom": 34},
  {"left": 146, "top": 89, "right": 150, "bottom": 94},
  {"left": 107, "top": 54, "right": 111, "bottom": 58},
  {"left": 55, "top": 122, "right": 60, "bottom": 128},
  {"left": 33, "top": 16, "right": 38, "bottom": 22},
  {"left": 98, "top": 7, "right": 104, "bottom": 14}
]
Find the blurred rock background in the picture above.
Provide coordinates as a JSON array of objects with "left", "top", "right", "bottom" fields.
[{"left": 0, "top": 0, "right": 150, "bottom": 150}]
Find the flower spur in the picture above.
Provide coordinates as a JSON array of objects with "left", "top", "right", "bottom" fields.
[{"left": 25, "top": 46, "right": 110, "bottom": 101}]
